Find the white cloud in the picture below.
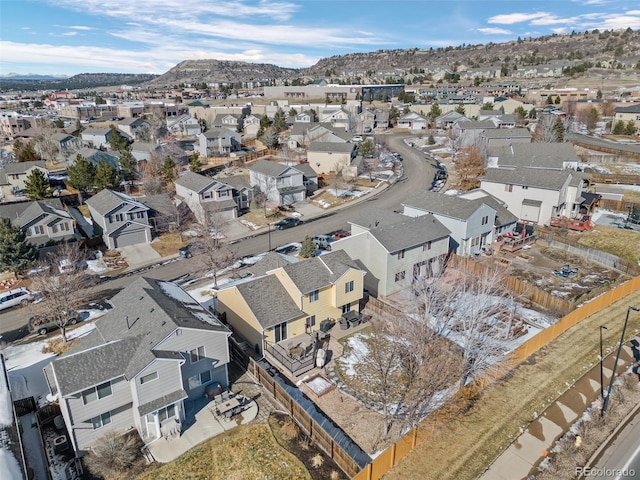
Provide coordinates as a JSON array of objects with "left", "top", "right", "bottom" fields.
[
  {"left": 60, "top": 31, "right": 78, "bottom": 37},
  {"left": 477, "top": 27, "right": 512, "bottom": 35},
  {"left": 551, "top": 27, "right": 568, "bottom": 34},
  {"left": 487, "top": 12, "right": 550, "bottom": 25}
]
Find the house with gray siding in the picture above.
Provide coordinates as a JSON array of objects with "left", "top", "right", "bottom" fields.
[
  {"left": 196, "top": 128, "right": 241, "bottom": 157},
  {"left": 86, "top": 189, "right": 152, "bottom": 249},
  {"left": 0, "top": 199, "right": 76, "bottom": 247},
  {"left": 402, "top": 191, "right": 499, "bottom": 256},
  {"left": 44, "top": 277, "right": 231, "bottom": 453},
  {"left": 332, "top": 208, "right": 451, "bottom": 297},
  {"left": 0, "top": 161, "right": 48, "bottom": 199},
  {"left": 486, "top": 143, "right": 579, "bottom": 170},
  {"left": 174, "top": 171, "right": 244, "bottom": 223},
  {"left": 249, "top": 160, "right": 307, "bottom": 205}
]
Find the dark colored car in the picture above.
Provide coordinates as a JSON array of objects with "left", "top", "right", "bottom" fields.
[
  {"left": 28, "top": 311, "right": 79, "bottom": 336},
  {"left": 274, "top": 218, "right": 303, "bottom": 230}
]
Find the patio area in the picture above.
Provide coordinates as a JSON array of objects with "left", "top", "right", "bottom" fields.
[{"left": 146, "top": 392, "right": 259, "bottom": 463}]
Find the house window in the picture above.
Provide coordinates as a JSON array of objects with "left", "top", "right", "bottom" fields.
[
  {"left": 273, "top": 322, "right": 288, "bottom": 343},
  {"left": 140, "top": 372, "right": 158, "bottom": 385},
  {"left": 306, "top": 315, "right": 316, "bottom": 329},
  {"left": 481, "top": 216, "right": 489, "bottom": 225},
  {"left": 505, "top": 184, "right": 513, "bottom": 192},
  {"left": 395, "top": 271, "right": 406, "bottom": 282},
  {"left": 423, "top": 241, "right": 432, "bottom": 251},
  {"left": 91, "top": 412, "right": 111, "bottom": 430},
  {"left": 218, "top": 190, "right": 229, "bottom": 197},
  {"left": 202, "top": 191, "right": 212, "bottom": 200},
  {"left": 397, "top": 249, "right": 405, "bottom": 260},
  {"left": 30, "top": 225, "right": 44, "bottom": 236},
  {"left": 522, "top": 186, "right": 528, "bottom": 190},
  {"left": 82, "top": 381, "right": 112, "bottom": 405},
  {"left": 471, "top": 237, "right": 480, "bottom": 247},
  {"left": 52, "top": 224, "right": 58, "bottom": 234},
  {"left": 188, "top": 370, "right": 211, "bottom": 390},
  {"left": 61, "top": 222, "right": 69, "bottom": 231},
  {"left": 308, "top": 290, "right": 319, "bottom": 302},
  {"left": 190, "top": 346, "right": 205, "bottom": 363},
  {"left": 158, "top": 404, "right": 176, "bottom": 422},
  {"left": 114, "top": 213, "right": 124, "bottom": 222},
  {"left": 341, "top": 303, "right": 351, "bottom": 314},
  {"left": 345, "top": 280, "right": 354, "bottom": 294}
]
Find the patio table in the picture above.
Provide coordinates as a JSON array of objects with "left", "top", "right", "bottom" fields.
[{"left": 216, "top": 397, "right": 241, "bottom": 416}]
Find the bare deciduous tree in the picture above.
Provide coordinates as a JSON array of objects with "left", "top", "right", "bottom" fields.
[
  {"left": 141, "top": 154, "right": 165, "bottom": 195},
  {"left": 451, "top": 146, "right": 485, "bottom": 191},
  {"left": 252, "top": 173, "right": 278, "bottom": 216},
  {"left": 29, "top": 244, "right": 95, "bottom": 342},
  {"left": 191, "top": 210, "right": 235, "bottom": 288}
]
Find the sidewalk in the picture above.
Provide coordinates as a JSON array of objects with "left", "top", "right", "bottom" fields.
[{"left": 480, "top": 336, "right": 640, "bottom": 480}]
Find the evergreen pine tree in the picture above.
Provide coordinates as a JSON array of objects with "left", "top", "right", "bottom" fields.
[
  {"left": 553, "top": 118, "right": 565, "bottom": 142},
  {"left": 0, "top": 218, "right": 37, "bottom": 273},
  {"left": 162, "top": 156, "right": 177, "bottom": 183},
  {"left": 94, "top": 159, "right": 121, "bottom": 190},
  {"left": 299, "top": 235, "right": 317, "bottom": 258},
  {"left": 67, "top": 155, "right": 96, "bottom": 202},
  {"left": 24, "top": 168, "right": 54, "bottom": 200},
  {"left": 189, "top": 153, "right": 202, "bottom": 173},
  {"left": 118, "top": 149, "right": 138, "bottom": 185}
]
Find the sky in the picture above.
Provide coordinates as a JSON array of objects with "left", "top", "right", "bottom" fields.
[{"left": 1, "top": 0, "right": 639, "bottom": 77}]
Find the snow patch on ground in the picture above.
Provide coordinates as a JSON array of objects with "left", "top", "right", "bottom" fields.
[
  {"left": 240, "top": 219, "right": 260, "bottom": 230},
  {"left": 340, "top": 335, "right": 369, "bottom": 377}
]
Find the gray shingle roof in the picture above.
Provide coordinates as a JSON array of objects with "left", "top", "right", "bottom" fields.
[
  {"left": 308, "top": 142, "right": 356, "bottom": 153},
  {"left": 249, "top": 159, "right": 290, "bottom": 177},
  {"left": 174, "top": 171, "right": 217, "bottom": 193},
  {"left": 0, "top": 198, "right": 64, "bottom": 224},
  {"left": 52, "top": 277, "right": 229, "bottom": 395},
  {"left": 460, "top": 190, "right": 518, "bottom": 228},
  {"left": 402, "top": 191, "right": 492, "bottom": 221},
  {"left": 222, "top": 175, "right": 250, "bottom": 190},
  {"left": 15, "top": 200, "right": 71, "bottom": 228},
  {"left": 139, "top": 194, "right": 178, "bottom": 217},
  {"left": 490, "top": 143, "right": 579, "bottom": 169},
  {"left": 614, "top": 104, "right": 640, "bottom": 113},
  {"left": 138, "top": 390, "right": 188, "bottom": 416},
  {"left": 358, "top": 213, "right": 451, "bottom": 253},
  {"left": 235, "top": 275, "right": 304, "bottom": 329},
  {"left": 85, "top": 189, "right": 149, "bottom": 216},
  {"left": 248, "top": 252, "right": 296, "bottom": 277},
  {"left": 293, "top": 163, "right": 317, "bottom": 178},
  {"left": 280, "top": 250, "right": 362, "bottom": 294},
  {"left": 480, "top": 128, "right": 532, "bottom": 139},
  {"left": 1, "top": 160, "right": 46, "bottom": 174},
  {"left": 482, "top": 167, "right": 573, "bottom": 190}
]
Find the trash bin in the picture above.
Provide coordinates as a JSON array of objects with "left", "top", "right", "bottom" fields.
[{"left": 178, "top": 246, "right": 191, "bottom": 258}]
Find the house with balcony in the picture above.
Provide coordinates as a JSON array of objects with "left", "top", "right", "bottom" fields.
[
  {"left": 43, "top": 277, "right": 231, "bottom": 453},
  {"left": 174, "top": 171, "right": 246, "bottom": 222},
  {"left": 249, "top": 159, "right": 307, "bottom": 205},
  {"left": 332, "top": 208, "right": 451, "bottom": 298},
  {"left": 480, "top": 167, "right": 590, "bottom": 225},
  {"left": 0, "top": 161, "right": 49, "bottom": 200},
  {"left": 215, "top": 250, "right": 365, "bottom": 375},
  {"left": 402, "top": 191, "right": 499, "bottom": 256},
  {"left": 86, "top": 189, "right": 152, "bottom": 249}
]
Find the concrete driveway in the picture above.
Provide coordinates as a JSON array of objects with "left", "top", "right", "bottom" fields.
[{"left": 117, "top": 243, "right": 162, "bottom": 270}]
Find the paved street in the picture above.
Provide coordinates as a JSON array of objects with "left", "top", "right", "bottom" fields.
[
  {"left": 593, "top": 408, "right": 640, "bottom": 479},
  {"left": 0, "top": 134, "right": 438, "bottom": 342}
]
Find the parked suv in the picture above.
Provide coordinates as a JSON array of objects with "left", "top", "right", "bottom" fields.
[
  {"left": 0, "top": 288, "right": 36, "bottom": 312},
  {"left": 28, "top": 311, "right": 79, "bottom": 335},
  {"left": 313, "top": 234, "right": 335, "bottom": 251}
]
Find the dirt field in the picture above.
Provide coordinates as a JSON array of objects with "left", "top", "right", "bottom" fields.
[{"left": 480, "top": 242, "right": 627, "bottom": 304}]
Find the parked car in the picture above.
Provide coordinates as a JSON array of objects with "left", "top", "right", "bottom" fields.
[
  {"left": 313, "top": 234, "right": 335, "bottom": 251},
  {"left": 274, "top": 218, "right": 303, "bottom": 230},
  {"left": 0, "top": 288, "right": 37, "bottom": 312},
  {"left": 28, "top": 311, "right": 79, "bottom": 336},
  {"left": 331, "top": 230, "right": 351, "bottom": 240}
]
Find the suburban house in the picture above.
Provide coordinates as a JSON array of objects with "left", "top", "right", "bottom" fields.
[
  {"left": 242, "top": 114, "right": 263, "bottom": 138},
  {"left": 166, "top": 114, "right": 201, "bottom": 138},
  {"left": 51, "top": 132, "right": 82, "bottom": 164},
  {"left": 44, "top": 277, "right": 231, "bottom": 452},
  {"left": 196, "top": 129, "right": 241, "bottom": 157},
  {"left": 117, "top": 118, "right": 151, "bottom": 142},
  {"left": 81, "top": 127, "right": 120, "bottom": 149},
  {"left": 307, "top": 141, "right": 359, "bottom": 176},
  {"left": 215, "top": 250, "right": 365, "bottom": 370},
  {"left": 212, "top": 113, "right": 242, "bottom": 131},
  {"left": 434, "top": 111, "right": 468, "bottom": 129},
  {"left": 486, "top": 143, "right": 580, "bottom": 170},
  {"left": 451, "top": 119, "right": 498, "bottom": 147},
  {"left": 479, "top": 128, "right": 532, "bottom": 148},
  {"left": 249, "top": 159, "right": 307, "bottom": 205},
  {"left": 360, "top": 107, "right": 389, "bottom": 131},
  {"left": 480, "top": 167, "right": 590, "bottom": 225},
  {"left": 86, "top": 189, "right": 152, "bottom": 249},
  {"left": 318, "top": 107, "right": 350, "bottom": 130},
  {"left": 174, "top": 171, "right": 242, "bottom": 222},
  {"left": 402, "top": 191, "right": 499, "bottom": 256},
  {"left": 397, "top": 112, "right": 429, "bottom": 132},
  {"left": 457, "top": 189, "right": 520, "bottom": 238},
  {"left": 0, "top": 198, "right": 76, "bottom": 247},
  {"left": 292, "top": 163, "right": 319, "bottom": 196},
  {"left": 76, "top": 147, "right": 120, "bottom": 169},
  {"left": 332, "top": 208, "right": 451, "bottom": 297},
  {"left": 139, "top": 193, "right": 182, "bottom": 234},
  {"left": 0, "top": 161, "right": 48, "bottom": 200},
  {"left": 612, "top": 103, "right": 640, "bottom": 131}
]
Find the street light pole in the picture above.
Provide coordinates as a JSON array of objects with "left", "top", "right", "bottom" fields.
[
  {"left": 268, "top": 223, "right": 272, "bottom": 251},
  {"left": 601, "top": 306, "right": 640, "bottom": 416},
  {"left": 599, "top": 325, "right": 608, "bottom": 399}
]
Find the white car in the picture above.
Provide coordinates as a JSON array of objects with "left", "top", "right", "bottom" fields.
[{"left": 0, "top": 288, "right": 37, "bottom": 312}]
